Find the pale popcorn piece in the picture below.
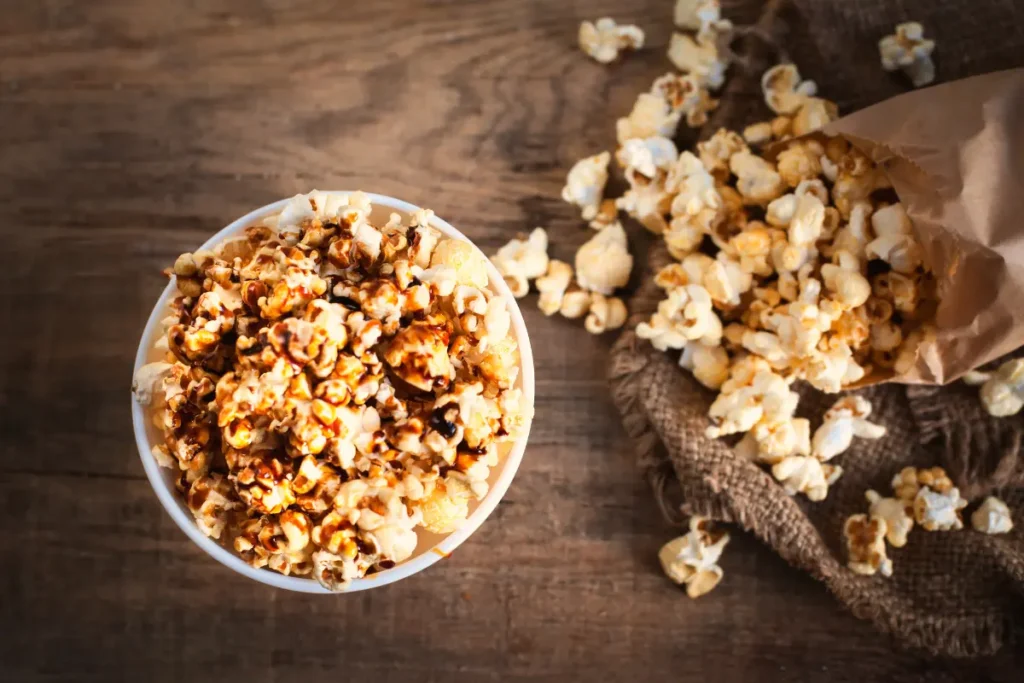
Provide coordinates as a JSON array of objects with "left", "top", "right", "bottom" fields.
[
  {"left": 971, "top": 496, "right": 1015, "bottom": 535},
  {"left": 674, "top": 0, "right": 720, "bottom": 30},
  {"left": 578, "top": 18, "right": 645, "bottom": 64},
  {"left": 865, "top": 489, "right": 914, "bottom": 547},
  {"left": 679, "top": 342, "right": 730, "bottom": 390},
  {"left": 791, "top": 97, "right": 839, "bottom": 137},
  {"left": 961, "top": 369, "right": 992, "bottom": 386},
  {"left": 616, "top": 136, "right": 679, "bottom": 179},
  {"left": 697, "top": 128, "right": 748, "bottom": 179},
  {"left": 844, "top": 514, "right": 893, "bottom": 577},
  {"left": 761, "top": 63, "right": 817, "bottom": 115},
  {"left": 559, "top": 288, "right": 592, "bottom": 319},
  {"left": 729, "top": 151, "right": 786, "bottom": 205},
  {"left": 617, "top": 73, "right": 717, "bottom": 143},
  {"left": 588, "top": 198, "right": 620, "bottom": 230},
  {"left": 430, "top": 238, "right": 489, "bottom": 289},
  {"left": 702, "top": 254, "right": 753, "bottom": 308},
  {"left": 978, "top": 358, "right": 1024, "bottom": 417},
  {"left": 562, "top": 152, "right": 611, "bottom": 221},
  {"left": 584, "top": 294, "right": 628, "bottom": 335},
  {"left": 749, "top": 417, "right": 811, "bottom": 464},
  {"left": 132, "top": 361, "right": 175, "bottom": 405},
  {"left": 729, "top": 224, "right": 775, "bottom": 278},
  {"left": 742, "top": 121, "right": 774, "bottom": 146},
  {"left": 914, "top": 485, "right": 968, "bottom": 531},
  {"left": 821, "top": 252, "right": 872, "bottom": 309},
  {"left": 536, "top": 260, "right": 574, "bottom": 317},
  {"left": 657, "top": 516, "right": 729, "bottom": 599},
  {"left": 617, "top": 176, "right": 672, "bottom": 234},
  {"left": 491, "top": 227, "right": 550, "bottom": 298},
  {"left": 574, "top": 222, "right": 633, "bottom": 295},
  {"left": 707, "top": 366, "right": 797, "bottom": 438},
  {"left": 866, "top": 203, "right": 923, "bottom": 274},
  {"left": 666, "top": 30, "right": 728, "bottom": 91},
  {"left": 418, "top": 476, "right": 473, "bottom": 534},
  {"left": 637, "top": 284, "right": 722, "bottom": 352},
  {"left": 879, "top": 22, "right": 936, "bottom": 88},
  {"left": 772, "top": 455, "right": 837, "bottom": 501}
]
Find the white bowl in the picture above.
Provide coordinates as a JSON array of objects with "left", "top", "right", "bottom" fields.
[{"left": 131, "top": 192, "right": 535, "bottom": 593}]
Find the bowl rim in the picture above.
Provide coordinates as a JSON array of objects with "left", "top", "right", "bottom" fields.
[{"left": 130, "top": 191, "right": 535, "bottom": 594}]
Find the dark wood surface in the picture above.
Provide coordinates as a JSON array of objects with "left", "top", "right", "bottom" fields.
[{"left": 1, "top": 1, "right": 1020, "bottom": 680}]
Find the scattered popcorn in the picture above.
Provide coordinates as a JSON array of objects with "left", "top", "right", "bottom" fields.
[
  {"left": 637, "top": 284, "right": 722, "bottom": 352},
  {"left": 658, "top": 516, "right": 730, "bottom": 598},
  {"left": 914, "top": 485, "right": 968, "bottom": 531},
  {"left": 810, "top": 396, "right": 887, "bottom": 461},
  {"left": 578, "top": 18, "right": 645, "bottom": 64},
  {"left": 135, "top": 191, "right": 530, "bottom": 590},
  {"left": 584, "top": 294, "right": 628, "bottom": 335},
  {"left": 844, "top": 513, "right": 893, "bottom": 577},
  {"left": 762, "top": 64, "right": 817, "bottom": 115},
  {"left": 536, "top": 260, "right": 574, "bottom": 316},
  {"left": 617, "top": 136, "right": 679, "bottom": 180},
  {"left": 891, "top": 465, "right": 954, "bottom": 501},
  {"left": 667, "top": 29, "right": 729, "bottom": 91},
  {"left": 974, "top": 358, "right": 1024, "bottom": 417},
  {"left": 680, "top": 342, "right": 730, "bottom": 390},
  {"left": 865, "top": 489, "right": 913, "bottom": 547},
  {"left": 562, "top": 152, "right": 611, "bottom": 221},
  {"left": 575, "top": 222, "right": 634, "bottom": 295},
  {"left": 879, "top": 22, "right": 936, "bottom": 88},
  {"left": 491, "top": 228, "right": 550, "bottom": 298},
  {"left": 971, "top": 496, "right": 1015, "bottom": 535},
  {"left": 617, "top": 73, "right": 718, "bottom": 143},
  {"left": 772, "top": 456, "right": 841, "bottom": 501},
  {"left": 559, "top": 288, "right": 592, "bottom": 319},
  {"left": 673, "top": 0, "right": 720, "bottom": 31}
]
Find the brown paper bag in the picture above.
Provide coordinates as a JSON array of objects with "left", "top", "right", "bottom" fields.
[{"left": 823, "top": 69, "right": 1024, "bottom": 384}]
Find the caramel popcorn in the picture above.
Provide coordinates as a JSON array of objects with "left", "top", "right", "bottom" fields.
[
  {"left": 971, "top": 496, "right": 1014, "bottom": 535},
  {"left": 617, "top": 73, "right": 718, "bottom": 144},
  {"left": 134, "top": 191, "right": 531, "bottom": 590},
  {"left": 578, "top": 18, "right": 645, "bottom": 64},
  {"left": 658, "top": 516, "right": 730, "bottom": 598},
  {"left": 879, "top": 22, "right": 936, "bottom": 88},
  {"left": 844, "top": 513, "right": 893, "bottom": 577}
]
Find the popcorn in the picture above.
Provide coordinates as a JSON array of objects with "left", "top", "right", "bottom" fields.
[
  {"left": 914, "top": 485, "right": 968, "bottom": 531},
  {"left": 680, "top": 342, "right": 730, "bottom": 390},
  {"left": 658, "top": 516, "right": 730, "bottom": 598},
  {"left": 729, "top": 151, "right": 786, "bottom": 205},
  {"left": 879, "top": 22, "right": 936, "bottom": 88},
  {"left": 617, "top": 73, "right": 717, "bottom": 143},
  {"left": 762, "top": 64, "right": 817, "bottom": 115},
  {"left": 742, "top": 121, "right": 774, "bottom": 146},
  {"left": 865, "top": 489, "right": 913, "bottom": 547},
  {"left": 707, "top": 365, "right": 797, "bottom": 439},
  {"left": 811, "top": 396, "right": 887, "bottom": 461},
  {"left": 866, "top": 203, "right": 923, "bottom": 274},
  {"left": 617, "top": 136, "right": 679, "bottom": 180},
  {"left": 971, "top": 496, "right": 1014, "bottom": 535},
  {"left": 667, "top": 29, "right": 729, "bottom": 91},
  {"left": 559, "top": 288, "right": 593, "bottom": 319},
  {"left": 674, "top": 0, "right": 721, "bottom": 31},
  {"left": 637, "top": 284, "right": 723, "bottom": 352},
  {"left": 772, "top": 456, "right": 841, "bottom": 501},
  {"left": 139, "top": 191, "right": 527, "bottom": 589},
  {"left": 562, "top": 152, "right": 611, "bottom": 221},
  {"left": 536, "top": 260, "right": 574, "bottom": 316},
  {"left": 575, "top": 222, "right": 634, "bottom": 295},
  {"left": 844, "top": 514, "right": 893, "bottom": 577},
  {"left": 491, "top": 228, "right": 550, "bottom": 298},
  {"left": 697, "top": 129, "right": 747, "bottom": 180},
  {"left": 578, "top": 18, "right": 644, "bottom": 64},
  {"left": 431, "top": 237, "right": 490, "bottom": 289},
  {"left": 584, "top": 294, "right": 628, "bottom": 335},
  {"left": 775, "top": 140, "right": 824, "bottom": 188},
  {"left": 891, "top": 465, "right": 954, "bottom": 501},
  {"left": 976, "top": 358, "right": 1024, "bottom": 417}
]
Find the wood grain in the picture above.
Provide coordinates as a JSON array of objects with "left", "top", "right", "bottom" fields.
[{"left": 1, "top": 1, "right": 1021, "bottom": 681}]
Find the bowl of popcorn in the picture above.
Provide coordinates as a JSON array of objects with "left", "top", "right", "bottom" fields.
[{"left": 130, "top": 190, "right": 535, "bottom": 593}]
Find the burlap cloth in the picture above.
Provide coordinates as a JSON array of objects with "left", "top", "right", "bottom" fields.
[{"left": 609, "top": 0, "right": 1024, "bottom": 658}]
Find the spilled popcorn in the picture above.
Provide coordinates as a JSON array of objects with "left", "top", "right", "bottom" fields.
[
  {"left": 579, "top": 18, "right": 645, "bottom": 64},
  {"left": 133, "top": 191, "right": 531, "bottom": 590},
  {"left": 879, "top": 22, "right": 936, "bottom": 88},
  {"left": 658, "top": 516, "right": 730, "bottom": 598}
]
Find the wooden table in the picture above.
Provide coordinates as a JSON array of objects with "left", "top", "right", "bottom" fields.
[{"left": 2, "top": 1, "right": 1020, "bottom": 680}]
